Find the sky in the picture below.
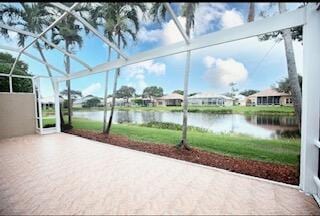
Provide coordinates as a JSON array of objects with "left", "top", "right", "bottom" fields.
[{"left": 0, "top": 2, "right": 303, "bottom": 98}]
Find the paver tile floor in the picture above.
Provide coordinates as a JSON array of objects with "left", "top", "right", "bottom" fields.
[{"left": 0, "top": 133, "right": 319, "bottom": 215}]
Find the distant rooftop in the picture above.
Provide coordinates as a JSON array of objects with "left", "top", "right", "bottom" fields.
[
  {"left": 188, "top": 92, "right": 232, "bottom": 100},
  {"left": 158, "top": 93, "right": 183, "bottom": 100},
  {"left": 249, "top": 88, "right": 290, "bottom": 97}
]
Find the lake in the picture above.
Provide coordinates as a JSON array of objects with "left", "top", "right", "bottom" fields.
[{"left": 73, "top": 110, "right": 299, "bottom": 139}]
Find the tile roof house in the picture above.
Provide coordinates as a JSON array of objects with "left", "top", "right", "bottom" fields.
[
  {"left": 156, "top": 93, "right": 184, "bottom": 106},
  {"left": 247, "top": 88, "right": 293, "bottom": 106},
  {"left": 188, "top": 92, "right": 233, "bottom": 106}
]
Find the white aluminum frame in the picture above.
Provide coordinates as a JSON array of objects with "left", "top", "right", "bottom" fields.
[
  {"left": 0, "top": 23, "right": 92, "bottom": 71},
  {"left": 33, "top": 76, "right": 61, "bottom": 134},
  {"left": 60, "top": 6, "right": 305, "bottom": 81},
  {"left": 0, "top": 45, "right": 66, "bottom": 75},
  {"left": 8, "top": 3, "right": 79, "bottom": 75},
  {"left": 1, "top": 3, "right": 319, "bottom": 200}
]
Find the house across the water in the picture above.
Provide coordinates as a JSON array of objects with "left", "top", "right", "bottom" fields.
[
  {"left": 188, "top": 92, "right": 233, "bottom": 106},
  {"left": 156, "top": 93, "right": 184, "bottom": 106},
  {"left": 247, "top": 88, "right": 293, "bottom": 106}
]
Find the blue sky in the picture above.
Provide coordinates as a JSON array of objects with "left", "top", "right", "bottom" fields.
[{"left": 0, "top": 2, "right": 303, "bottom": 97}]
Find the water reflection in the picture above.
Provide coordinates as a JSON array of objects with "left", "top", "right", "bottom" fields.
[{"left": 73, "top": 110, "right": 299, "bottom": 139}]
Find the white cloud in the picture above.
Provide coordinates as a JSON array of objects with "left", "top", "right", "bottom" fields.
[
  {"left": 82, "top": 83, "right": 102, "bottom": 96},
  {"left": 137, "top": 16, "right": 189, "bottom": 45},
  {"left": 203, "top": 56, "right": 248, "bottom": 87},
  {"left": 162, "top": 16, "right": 188, "bottom": 45},
  {"left": 203, "top": 56, "right": 216, "bottom": 68},
  {"left": 123, "top": 60, "right": 166, "bottom": 93},
  {"left": 194, "top": 3, "right": 226, "bottom": 35},
  {"left": 220, "top": 9, "right": 244, "bottom": 29},
  {"left": 137, "top": 27, "right": 163, "bottom": 43}
]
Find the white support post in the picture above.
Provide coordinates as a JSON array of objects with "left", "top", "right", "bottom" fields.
[
  {"left": 37, "top": 78, "right": 43, "bottom": 134},
  {"left": 32, "top": 77, "right": 39, "bottom": 130},
  {"left": 9, "top": 75, "right": 12, "bottom": 93},
  {"left": 54, "top": 80, "right": 61, "bottom": 133},
  {"left": 300, "top": 3, "right": 320, "bottom": 195}
]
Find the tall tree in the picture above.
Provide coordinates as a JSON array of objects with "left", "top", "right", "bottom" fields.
[
  {"left": 90, "top": 4, "right": 116, "bottom": 133},
  {"left": 83, "top": 97, "right": 101, "bottom": 108},
  {"left": 100, "top": 3, "right": 146, "bottom": 135},
  {"left": 240, "top": 89, "right": 259, "bottom": 97},
  {"left": 150, "top": 3, "right": 198, "bottom": 150},
  {"left": 277, "top": 3, "right": 302, "bottom": 130},
  {"left": 173, "top": 90, "right": 184, "bottom": 95},
  {"left": 247, "top": 3, "right": 303, "bottom": 130},
  {"left": 142, "top": 86, "right": 163, "bottom": 99},
  {"left": 50, "top": 3, "right": 89, "bottom": 128},
  {"left": 115, "top": 85, "right": 136, "bottom": 104},
  {"left": 272, "top": 75, "right": 302, "bottom": 94}
]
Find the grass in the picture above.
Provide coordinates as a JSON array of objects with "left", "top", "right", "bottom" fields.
[
  {"left": 73, "top": 105, "right": 295, "bottom": 115},
  {"left": 46, "top": 117, "right": 300, "bottom": 166}
]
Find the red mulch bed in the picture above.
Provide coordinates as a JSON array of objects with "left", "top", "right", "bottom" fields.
[{"left": 66, "top": 129, "right": 299, "bottom": 185}]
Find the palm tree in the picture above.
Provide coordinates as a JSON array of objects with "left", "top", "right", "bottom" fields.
[
  {"left": 92, "top": 3, "right": 146, "bottom": 135},
  {"left": 149, "top": 3, "right": 198, "bottom": 150},
  {"left": 247, "top": 3, "right": 302, "bottom": 130},
  {"left": 0, "top": 3, "right": 55, "bottom": 86},
  {"left": 50, "top": 3, "right": 89, "bottom": 128},
  {"left": 89, "top": 4, "right": 115, "bottom": 133},
  {"left": 278, "top": 3, "right": 302, "bottom": 131}
]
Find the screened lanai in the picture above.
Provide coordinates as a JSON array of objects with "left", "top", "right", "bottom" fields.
[{"left": 0, "top": 2, "right": 320, "bottom": 214}]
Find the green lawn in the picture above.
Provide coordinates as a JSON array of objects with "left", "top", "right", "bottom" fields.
[
  {"left": 48, "top": 117, "right": 300, "bottom": 166},
  {"left": 73, "top": 105, "right": 295, "bottom": 115}
]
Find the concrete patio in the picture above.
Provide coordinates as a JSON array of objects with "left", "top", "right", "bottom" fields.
[{"left": 0, "top": 133, "right": 319, "bottom": 215}]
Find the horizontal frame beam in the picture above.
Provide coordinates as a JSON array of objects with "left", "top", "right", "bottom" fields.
[
  {"left": 0, "top": 73, "right": 33, "bottom": 79},
  {"left": 61, "top": 6, "right": 306, "bottom": 81}
]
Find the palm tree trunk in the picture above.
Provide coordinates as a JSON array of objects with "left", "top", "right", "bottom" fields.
[
  {"left": 279, "top": 3, "right": 302, "bottom": 130},
  {"left": 103, "top": 46, "right": 111, "bottom": 133},
  {"left": 178, "top": 6, "right": 192, "bottom": 150},
  {"left": 64, "top": 42, "right": 72, "bottom": 126},
  {"left": 247, "top": 3, "right": 255, "bottom": 22},
  {"left": 178, "top": 50, "right": 191, "bottom": 150},
  {"left": 106, "top": 35, "right": 121, "bottom": 134}
]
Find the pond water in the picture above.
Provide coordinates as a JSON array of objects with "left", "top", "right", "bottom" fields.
[{"left": 73, "top": 110, "right": 299, "bottom": 139}]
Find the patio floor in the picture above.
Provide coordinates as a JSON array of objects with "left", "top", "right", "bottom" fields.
[{"left": 0, "top": 133, "right": 319, "bottom": 215}]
